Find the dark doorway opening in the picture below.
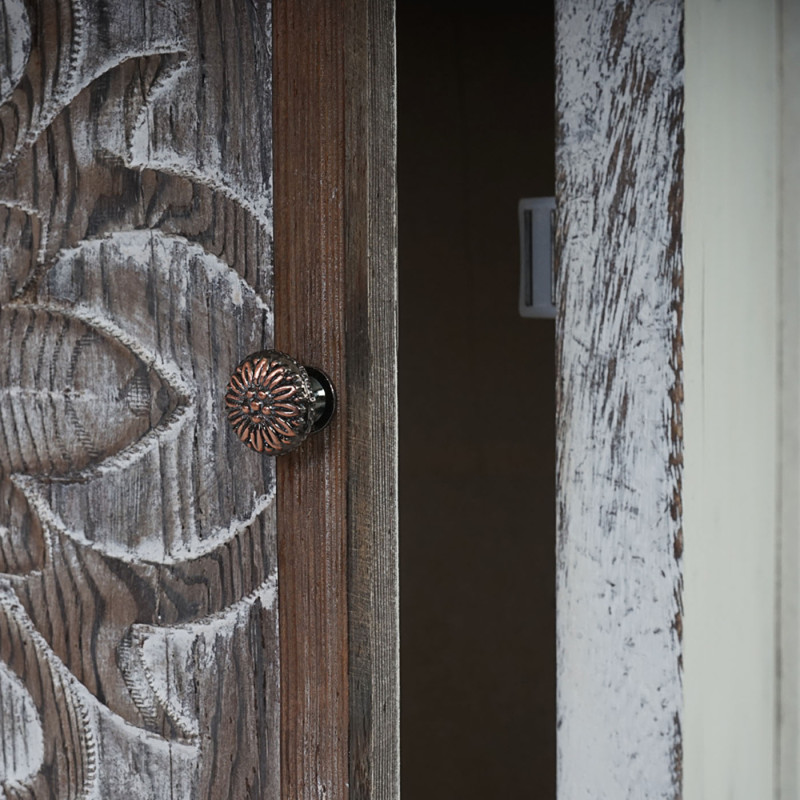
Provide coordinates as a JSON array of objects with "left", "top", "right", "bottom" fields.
[{"left": 398, "top": 3, "right": 556, "bottom": 798}]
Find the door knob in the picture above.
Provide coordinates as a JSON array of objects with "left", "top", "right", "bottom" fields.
[{"left": 225, "top": 350, "right": 336, "bottom": 455}]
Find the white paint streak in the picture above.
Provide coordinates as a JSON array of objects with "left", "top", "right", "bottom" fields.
[{"left": 556, "top": 2, "right": 683, "bottom": 798}]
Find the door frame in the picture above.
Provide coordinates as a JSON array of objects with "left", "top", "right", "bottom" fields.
[
  {"left": 555, "top": 1, "right": 685, "bottom": 795},
  {"left": 556, "top": 1, "right": 791, "bottom": 798},
  {"left": 273, "top": 3, "right": 399, "bottom": 799}
]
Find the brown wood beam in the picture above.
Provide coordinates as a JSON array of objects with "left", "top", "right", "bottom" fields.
[
  {"left": 344, "top": 2, "right": 399, "bottom": 799},
  {"left": 274, "top": 1, "right": 349, "bottom": 797},
  {"left": 274, "top": 1, "right": 397, "bottom": 798}
]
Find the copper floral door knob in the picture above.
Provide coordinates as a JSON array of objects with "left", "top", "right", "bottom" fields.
[{"left": 225, "top": 350, "right": 336, "bottom": 454}]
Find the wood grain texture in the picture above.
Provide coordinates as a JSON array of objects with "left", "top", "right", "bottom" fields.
[
  {"left": 344, "top": 3, "right": 398, "bottom": 799},
  {"left": 274, "top": 1, "right": 398, "bottom": 798},
  {"left": 0, "top": 1, "right": 279, "bottom": 797},
  {"left": 0, "top": 658, "right": 43, "bottom": 788},
  {"left": 273, "top": 2, "right": 349, "bottom": 798},
  {"left": 555, "top": 1, "right": 684, "bottom": 797}
]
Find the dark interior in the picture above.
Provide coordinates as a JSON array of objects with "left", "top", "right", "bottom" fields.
[{"left": 398, "top": 3, "right": 556, "bottom": 797}]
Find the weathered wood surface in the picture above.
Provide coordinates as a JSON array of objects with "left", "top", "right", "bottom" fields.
[
  {"left": 273, "top": 3, "right": 349, "bottom": 797},
  {"left": 555, "top": 1, "right": 684, "bottom": 797},
  {"left": 343, "top": 3, "right": 398, "bottom": 799},
  {"left": 0, "top": 1, "right": 278, "bottom": 797},
  {"left": 273, "top": 1, "right": 398, "bottom": 798}
]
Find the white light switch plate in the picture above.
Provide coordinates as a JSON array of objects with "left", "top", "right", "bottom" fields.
[{"left": 518, "top": 197, "right": 556, "bottom": 319}]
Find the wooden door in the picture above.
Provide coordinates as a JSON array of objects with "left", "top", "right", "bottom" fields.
[{"left": 0, "top": 1, "right": 397, "bottom": 798}]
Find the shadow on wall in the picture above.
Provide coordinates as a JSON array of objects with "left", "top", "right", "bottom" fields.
[{"left": 398, "top": 3, "right": 556, "bottom": 799}]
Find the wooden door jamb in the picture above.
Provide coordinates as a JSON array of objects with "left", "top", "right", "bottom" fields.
[{"left": 273, "top": 2, "right": 399, "bottom": 798}]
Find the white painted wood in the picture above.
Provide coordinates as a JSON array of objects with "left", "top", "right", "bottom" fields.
[
  {"left": 555, "top": 2, "right": 684, "bottom": 797},
  {"left": 778, "top": 1, "right": 800, "bottom": 796},
  {"left": 683, "top": 0, "right": 780, "bottom": 797}
]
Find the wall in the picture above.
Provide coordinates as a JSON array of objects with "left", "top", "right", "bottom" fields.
[
  {"left": 397, "top": 5, "right": 556, "bottom": 798},
  {"left": 683, "top": 0, "right": 780, "bottom": 796},
  {"left": 778, "top": 0, "right": 800, "bottom": 794}
]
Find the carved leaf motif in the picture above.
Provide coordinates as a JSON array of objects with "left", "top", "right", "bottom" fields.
[
  {"left": 0, "top": 0, "right": 187, "bottom": 168},
  {"left": 0, "top": 306, "right": 178, "bottom": 478},
  {"left": 29, "top": 230, "right": 273, "bottom": 564},
  {"left": 0, "top": 659, "right": 43, "bottom": 787},
  {"left": 117, "top": 576, "right": 278, "bottom": 792},
  {"left": 0, "top": 0, "right": 278, "bottom": 795},
  {"left": 0, "top": 477, "right": 44, "bottom": 575},
  {"left": 0, "top": 205, "right": 41, "bottom": 304},
  {"left": 118, "top": 576, "right": 277, "bottom": 744},
  {"left": 0, "top": 0, "right": 30, "bottom": 106},
  {"left": 0, "top": 582, "right": 97, "bottom": 800}
]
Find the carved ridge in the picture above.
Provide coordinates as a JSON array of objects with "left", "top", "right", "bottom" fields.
[
  {"left": 23, "top": 300, "right": 194, "bottom": 401},
  {"left": 13, "top": 473, "right": 276, "bottom": 567},
  {"left": 118, "top": 627, "right": 200, "bottom": 742},
  {"left": 0, "top": 0, "right": 187, "bottom": 172},
  {"left": 0, "top": 301, "right": 190, "bottom": 480},
  {"left": 0, "top": 1, "right": 278, "bottom": 792},
  {"left": 0, "top": 580, "right": 98, "bottom": 799},
  {"left": 125, "top": 140, "right": 275, "bottom": 234},
  {"left": 118, "top": 573, "right": 277, "bottom": 739},
  {"left": 0, "top": 660, "right": 44, "bottom": 786}
]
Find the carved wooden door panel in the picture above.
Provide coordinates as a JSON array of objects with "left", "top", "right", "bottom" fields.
[
  {"left": 0, "top": 1, "right": 398, "bottom": 797},
  {"left": 0, "top": 1, "right": 281, "bottom": 797}
]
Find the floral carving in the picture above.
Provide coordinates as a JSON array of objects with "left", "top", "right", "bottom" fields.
[{"left": 0, "top": 1, "right": 279, "bottom": 796}]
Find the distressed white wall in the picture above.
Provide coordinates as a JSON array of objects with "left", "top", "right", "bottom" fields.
[
  {"left": 683, "top": 0, "right": 780, "bottom": 797},
  {"left": 779, "top": 0, "right": 800, "bottom": 796}
]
